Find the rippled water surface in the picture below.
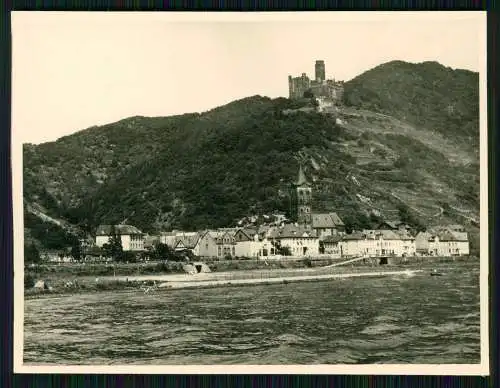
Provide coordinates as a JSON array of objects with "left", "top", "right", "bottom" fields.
[{"left": 24, "top": 261, "right": 481, "bottom": 364}]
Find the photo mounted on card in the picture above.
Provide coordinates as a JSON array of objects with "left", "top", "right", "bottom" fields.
[{"left": 11, "top": 11, "right": 488, "bottom": 375}]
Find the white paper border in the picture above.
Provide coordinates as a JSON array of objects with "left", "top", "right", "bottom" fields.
[{"left": 11, "top": 10, "right": 489, "bottom": 375}]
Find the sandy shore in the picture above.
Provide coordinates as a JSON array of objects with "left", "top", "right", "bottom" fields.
[
  {"left": 155, "top": 269, "right": 423, "bottom": 290},
  {"left": 109, "top": 265, "right": 388, "bottom": 283},
  {"left": 111, "top": 267, "right": 321, "bottom": 283}
]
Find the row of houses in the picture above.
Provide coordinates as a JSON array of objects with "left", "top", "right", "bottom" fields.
[
  {"left": 92, "top": 221, "right": 470, "bottom": 259},
  {"left": 157, "top": 224, "right": 321, "bottom": 258},
  {"left": 415, "top": 229, "right": 470, "bottom": 257}
]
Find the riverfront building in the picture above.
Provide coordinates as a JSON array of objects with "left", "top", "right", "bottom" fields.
[
  {"left": 95, "top": 224, "right": 144, "bottom": 251},
  {"left": 338, "top": 230, "right": 416, "bottom": 258}
]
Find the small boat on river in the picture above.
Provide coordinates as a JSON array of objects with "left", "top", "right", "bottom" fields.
[{"left": 430, "top": 269, "right": 444, "bottom": 276}]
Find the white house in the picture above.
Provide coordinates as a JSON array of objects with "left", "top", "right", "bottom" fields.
[
  {"left": 212, "top": 230, "right": 237, "bottom": 258},
  {"left": 417, "top": 227, "right": 469, "bottom": 256},
  {"left": 95, "top": 224, "right": 144, "bottom": 251},
  {"left": 234, "top": 228, "right": 263, "bottom": 258},
  {"left": 270, "top": 224, "right": 319, "bottom": 257},
  {"left": 396, "top": 230, "right": 417, "bottom": 256},
  {"left": 339, "top": 229, "right": 416, "bottom": 258},
  {"left": 367, "top": 230, "right": 416, "bottom": 257},
  {"left": 196, "top": 231, "right": 219, "bottom": 258},
  {"left": 339, "top": 232, "right": 377, "bottom": 257},
  {"left": 429, "top": 231, "right": 469, "bottom": 256}
]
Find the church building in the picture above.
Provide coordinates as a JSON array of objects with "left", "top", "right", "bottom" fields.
[
  {"left": 290, "top": 164, "right": 345, "bottom": 236},
  {"left": 291, "top": 164, "right": 313, "bottom": 225}
]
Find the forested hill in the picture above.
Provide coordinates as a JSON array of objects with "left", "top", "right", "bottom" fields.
[
  {"left": 343, "top": 60, "right": 479, "bottom": 150},
  {"left": 23, "top": 60, "right": 480, "bottom": 250}
]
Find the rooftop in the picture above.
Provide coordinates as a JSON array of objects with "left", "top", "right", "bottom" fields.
[
  {"left": 323, "top": 235, "right": 343, "bottom": 244},
  {"left": 96, "top": 224, "right": 142, "bottom": 236},
  {"left": 312, "top": 212, "right": 345, "bottom": 228},
  {"left": 271, "top": 224, "right": 317, "bottom": 239},
  {"left": 174, "top": 233, "right": 201, "bottom": 249},
  {"left": 436, "top": 231, "right": 468, "bottom": 242}
]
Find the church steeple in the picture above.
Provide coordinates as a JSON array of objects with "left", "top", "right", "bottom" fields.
[
  {"left": 293, "top": 163, "right": 312, "bottom": 225},
  {"left": 295, "top": 164, "right": 310, "bottom": 187}
]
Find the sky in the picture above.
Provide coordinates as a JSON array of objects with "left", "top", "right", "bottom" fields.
[{"left": 11, "top": 11, "right": 486, "bottom": 144}]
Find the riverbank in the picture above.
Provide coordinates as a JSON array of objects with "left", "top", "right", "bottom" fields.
[
  {"left": 24, "top": 267, "right": 423, "bottom": 298},
  {"left": 24, "top": 255, "right": 477, "bottom": 298},
  {"left": 26, "top": 254, "right": 476, "bottom": 277},
  {"left": 157, "top": 269, "right": 423, "bottom": 290}
]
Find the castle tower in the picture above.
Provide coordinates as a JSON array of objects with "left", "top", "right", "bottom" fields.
[
  {"left": 315, "top": 60, "right": 325, "bottom": 83},
  {"left": 288, "top": 75, "right": 294, "bottom": 99},
  {"left": 294, "top": 164, "right": 312, "bottom": 225}
]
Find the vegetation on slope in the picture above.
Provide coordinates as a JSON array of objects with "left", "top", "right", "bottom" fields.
[
  {"left": 22, "top": 61, "right": 480, "bottom": 248},
  {"left": 69, "top": 99, "right": 358, "bottom": 232},
  {"left": 343, "top": 60, "right": 479, "bottom": 149}
]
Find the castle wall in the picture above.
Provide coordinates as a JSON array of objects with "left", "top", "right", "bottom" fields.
[
  {"left": 288, "top": 61, "right": 344, "bottom": 103},
  {"left": 289, "top": 75, "right": 311, "bottom": 99}
]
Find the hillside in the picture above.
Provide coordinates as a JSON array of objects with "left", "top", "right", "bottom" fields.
[
  {"left": 343, "top": 60, "right": 479, "bottom": 151},
  {"left": 22, "top": 60, "right": 480, "bottom": 251}
]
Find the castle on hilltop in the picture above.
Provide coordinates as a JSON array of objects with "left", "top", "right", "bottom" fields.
[{"left": 288, "top": 60, "right": 344, "bottom": 103}]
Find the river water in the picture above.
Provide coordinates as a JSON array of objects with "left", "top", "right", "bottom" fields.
[{"left": 24, "top": 261, "right": 481, "bottom": 365}]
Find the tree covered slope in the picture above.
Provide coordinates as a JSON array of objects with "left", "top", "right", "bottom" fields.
[{"left": 22, "top": 60, "right": 480, "bottom": 249}]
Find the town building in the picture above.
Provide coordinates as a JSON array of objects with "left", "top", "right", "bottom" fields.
[
  {"left": 339, "top": 229, "right": 416, "bottom": 258},
  {"left": 269, "top": 224, "right": 319, "bottom": 257},
  {"left": 339, "top": 232, "right": 376, "bottom": 258},
  {"left": 415, "top": 231, "right": 432, "bottom": 255},
  {"left": 288, "top": 60, "right": 344, "bottom": 103},
  {"left": 95, "top": 224, "right": 144, "bottom": 251},
  {"left": 160, "top": 231, "right": 202, "bottom": 255},
  {"left": 233, "top": 228, "right": 263, "bottom": 258},
  {"left": 362, "top": 230, "right": 415, "bottom": 257},
  {"left": 322, "top": 235, "right": 342, "bottom": 258},
  {"left": 415, "top": 227, "right": 469, "bottom": 256},
  {"left": 428, "top": 231, "right": 470, "bottom": 256},
  {"left": 311, "top": 212, "right": 345, "bottom": 240},
  {"left": 396, "top": 230, "right": 417, "bottom": 256},
  {"left": 196, "top": 230, "right": 219, "bottom": 258},
  {"left": 172, "top": 233, "right": 201, "bottom": 254},
  {"left": 212, "top": 230, "right": 237, "bottom": 258}
]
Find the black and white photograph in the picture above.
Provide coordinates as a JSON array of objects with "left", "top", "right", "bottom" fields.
[{"left": 12, "top": 11, "right": 488, "bottom": 374}]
